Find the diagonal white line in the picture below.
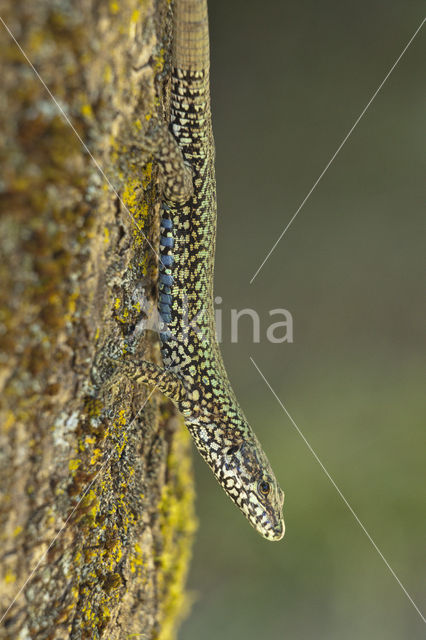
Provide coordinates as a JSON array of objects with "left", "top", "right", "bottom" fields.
[
  {"left": 0, "top": 377, "right": 164, "bottom": 625},
  {"left": 250, "top": 356, "right": 426, "bottom": 624},
  {"left": 249, "top": 17, "right": 426, "bottom": 284},
  {"left": 0, "top": 15, "right": 162, "bottom": 265}
]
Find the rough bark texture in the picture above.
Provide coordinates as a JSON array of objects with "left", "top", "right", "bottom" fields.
[{"left": 0, "top": 1, "right": 197, "bottom": 638}]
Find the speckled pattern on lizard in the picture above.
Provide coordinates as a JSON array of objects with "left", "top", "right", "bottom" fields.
[{"left": 126, "top": 0, "right": 285, "bottom": 541}]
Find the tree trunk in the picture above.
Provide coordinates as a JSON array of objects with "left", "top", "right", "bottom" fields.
[{"left": 0, "top": 1, "right": 196, "bottom": 638}]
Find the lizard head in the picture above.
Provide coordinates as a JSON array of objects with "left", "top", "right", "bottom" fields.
[
  {"left": 187, "top": 416, "right": 285, "bottom": 541},
  {"left": 220, "top": 437, "right": 285, "bottom": 541}
]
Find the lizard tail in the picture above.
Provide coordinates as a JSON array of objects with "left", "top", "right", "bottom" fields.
[{"left": 173, "top": 0, "right": 210, "bottom": 72}]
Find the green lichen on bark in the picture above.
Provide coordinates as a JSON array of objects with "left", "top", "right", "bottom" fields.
[{"left": 0, "top": 1, "right": 196, "bottom": 639}]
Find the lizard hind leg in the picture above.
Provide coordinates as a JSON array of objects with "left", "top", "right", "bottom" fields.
[
  {"left": 154, "top": 125, "right": 193, "bottom": 203},
  {"left": 119, "top": 119, "right": 193, "bottom": 203}
]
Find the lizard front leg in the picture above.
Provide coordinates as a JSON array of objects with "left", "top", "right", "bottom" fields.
[{"left": 117, "top": 359, "right": 187, "bottom": 406}]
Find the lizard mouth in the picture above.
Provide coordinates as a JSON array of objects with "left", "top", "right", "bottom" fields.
[{"left": 265, "top": 519, "right": 285, "bottom": 541}]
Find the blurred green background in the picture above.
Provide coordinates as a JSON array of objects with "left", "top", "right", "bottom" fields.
[{"left": 181, "top": 1, "right": 425, "bottom": 639}]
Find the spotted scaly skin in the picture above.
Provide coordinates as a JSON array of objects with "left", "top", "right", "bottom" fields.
[{"left": 134, "top": 0, "right": 284, "bottom": 540}]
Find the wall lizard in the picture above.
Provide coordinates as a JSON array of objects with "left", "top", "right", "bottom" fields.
[{"left": 124, "top": 0, "right": 285, "bottom": 541}]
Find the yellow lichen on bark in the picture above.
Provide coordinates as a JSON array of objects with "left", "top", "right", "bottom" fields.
[{"left": 157, "top": 417, "right": 198, "bottom": 640}]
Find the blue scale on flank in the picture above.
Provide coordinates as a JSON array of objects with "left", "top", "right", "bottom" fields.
[
  {"left": 160, "top": 235, "right": 174, "bottom": 248},
  {"left": 159, "top": 206, "right": 175, "bottom": 343},
  {"left": 161, "top": 254, "right": 174, "bottom": 267}
]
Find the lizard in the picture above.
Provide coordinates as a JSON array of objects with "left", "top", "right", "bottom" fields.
[{"left": 121, "top": 0, "right": 285, "bottom": 541}]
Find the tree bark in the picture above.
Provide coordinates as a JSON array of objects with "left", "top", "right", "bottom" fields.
[{"left": 0, "top": 1, "right": 196, "bottom": 638}]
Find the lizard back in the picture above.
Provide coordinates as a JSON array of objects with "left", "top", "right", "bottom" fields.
[{"left": 159, "top": 0, "right": 230, "bottom": 397}]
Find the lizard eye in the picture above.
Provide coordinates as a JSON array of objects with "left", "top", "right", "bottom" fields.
[
  {"left": 258, "top": 480, "right": 270, "bottom": 496},
  {"left": 227, "top": 445, "right": 240, "bottom": 456}
]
